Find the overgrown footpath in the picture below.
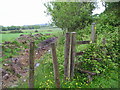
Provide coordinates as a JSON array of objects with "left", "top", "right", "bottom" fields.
[{"left": 13, "top": 24, "right": 119, "bottom": 88}]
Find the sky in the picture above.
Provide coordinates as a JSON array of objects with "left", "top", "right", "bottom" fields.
[
  {"left": 0, "top": 0, "right": 105, "bottom": 26},
  {"left": 0, "top": 0, "right": 52, "bottom": 26}
]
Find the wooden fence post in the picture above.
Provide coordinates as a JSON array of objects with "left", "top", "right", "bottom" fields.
[
  {"left": 0, "top": 40, "right": 2, "bottom": 89},
  {"left": 64, "top": 32, "right": 71, "bottom": 80},
  {"left": 0, "top": 68, "right": 2, "bottom": 90},
  {"left": 91, "top": 23, "right": 97, "bottom": 43},
  {"left": 29, "top": 42, "right": 35, "bottom": 88},
  {"left": 70, "top": 32, "right": 76, "bottom": 79},
  {"left": 51, "top": 43, "right": 60, "bottom": 88}
]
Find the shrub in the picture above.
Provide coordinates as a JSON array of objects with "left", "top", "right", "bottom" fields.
[{"left": 35, "top": 30, "right": 38, "bottom": 32}]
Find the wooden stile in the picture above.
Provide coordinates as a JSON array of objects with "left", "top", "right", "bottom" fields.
[
  {"left": 51, "top": 43, "right": 60, "bottom": 88},
  {"left": 29, "top": 42, "right": 35, "bottom": 88}
]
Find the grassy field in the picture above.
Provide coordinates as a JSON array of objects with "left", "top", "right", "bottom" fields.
[
  {"left": 1, "top": 28, "right": 62, "bottom": 33},
  {"left": 1, "top": 28, "right": 62, "bottom": 43}
]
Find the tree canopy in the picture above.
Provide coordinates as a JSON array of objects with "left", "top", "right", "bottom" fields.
[
  {"left": 45, "top": 2, "right": 95, "bottom": 32},
  {"left": 98, "top": 1, "right": 120, "bottom": 27}
]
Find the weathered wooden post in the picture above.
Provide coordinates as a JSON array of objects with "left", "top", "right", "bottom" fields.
[
  {"left": 29, "top": 42, "right": 35, "bottom": 88},
  {"left": 91, "top": 23, "right": 97, "bottom": 43},
  {"left": 64, "top": 32, "right": 71, "bottom": 80},
  {"left": 0, "top": 37, "right": 2, "bottom": 89},
  {"left": 51, "top": 43, "right": 60, "bottom": 88},
  {"left": 0, "top": 68, "right": 2, "bottom": 89},
  {"left": 70, "top": 32, "right": 76, "bottom": 79}
]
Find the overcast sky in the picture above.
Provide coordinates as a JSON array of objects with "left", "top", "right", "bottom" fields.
[
  {"left": 0, "top": 0, "right": 105, "bottom": 26},
  {"left": 0, "top": 0, "right": 52, "bottom": 26}
]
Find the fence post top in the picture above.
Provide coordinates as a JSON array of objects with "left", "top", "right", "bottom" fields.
[
  {"left": 71, "top": 32, "right": 76, "bottom": 34},
  {"left": 51, "top": 42, "right": 55, "bottom": 46}
]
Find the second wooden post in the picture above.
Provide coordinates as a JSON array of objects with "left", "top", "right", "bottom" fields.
[
  {"left": 64, "top": 32, "right": 71, "bottom": 80},
  {"left": 70, "top": 32, "right": 76, "bottom": 79},
  {"left": 29, "top": 42, "right": 35, "bottom": 88},
  {"left": 51, "top": 43, "right": 60, "bottom": 88}
]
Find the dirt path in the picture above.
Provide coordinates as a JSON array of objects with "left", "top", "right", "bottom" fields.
[{"left": 2, "top": 35, "right": 57, "bottom": 88}]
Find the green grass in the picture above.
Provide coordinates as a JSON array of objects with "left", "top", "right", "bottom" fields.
[
  {"left": 1, "top": 33, "right": 28, "bottom": 43},
  {"left": 15, "top": 53, "right": 56, "bottom": 88},
  {"left": 1, "top": 28, "right": 63, "bottom": 43}
]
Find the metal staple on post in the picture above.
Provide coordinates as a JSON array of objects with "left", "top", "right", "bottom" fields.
[{"left": 29, "top": 42, "right": 35, "bottom": 88}]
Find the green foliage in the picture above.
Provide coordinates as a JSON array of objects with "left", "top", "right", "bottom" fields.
[
  {"left": 2, "top": 26, "right": 8, "bottom": 31},
  {"left": 45, "top": 2, "right": 95, "bottom": 31},
  {"left": 94, "top": 2, "right": 120, "bottom": 27},
  {"left": 105, "top": 2, "right": 120, "bottom": 20}
]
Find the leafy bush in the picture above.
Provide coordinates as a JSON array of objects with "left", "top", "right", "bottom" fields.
[{"left": 35, "top": 30, "right": 38, "bottom": 32}]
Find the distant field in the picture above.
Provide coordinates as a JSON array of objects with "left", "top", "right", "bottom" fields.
[
  {"left": 1, "top": 28, "right": 62, "bottom": 33},
  {"left": 1, "top": 28, "right": 63, "bottom": 43},
  {"left": 1, "top": 33, "right": 29, "bottom": 43}
]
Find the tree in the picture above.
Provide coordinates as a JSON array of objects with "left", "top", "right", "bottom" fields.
[
  {"left": 45, "top": 2, "right": 95, "bottom": 32},
  {"left": 7, "top": 26, "right": 17, "bottom": 30},
  {"left": 2, "top": 26, "right": 8, "bottom": 31},
  {"left": 16, "top": 26, "right": 21, "bottom": 30},
  {"left": 99, "top": 1, "right": 120, "bottom": 27}
]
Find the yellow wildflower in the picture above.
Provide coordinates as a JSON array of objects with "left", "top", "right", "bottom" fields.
[{"left": 76, "top": 83, "right": 78, "bottom": 85}]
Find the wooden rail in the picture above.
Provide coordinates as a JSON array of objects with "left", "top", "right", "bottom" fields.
[
  {"left": 76, "top": 51, "right": 85, "bottom": 56},
  {"left": 77, "top": 41, "right": 90, "bottom": 45}
]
